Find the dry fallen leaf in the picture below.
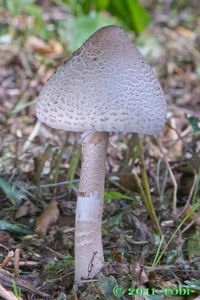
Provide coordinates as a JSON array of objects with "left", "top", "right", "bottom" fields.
[
  {"left": 26, "top": 37, "right": 63, "bottom": 57},
  {"left": 48, "top": 40, "right": 64, "bottom": 55},
  {"left": 130, "top": 261, "right": 149, "bottom": 284},
  {"left": 35, "top": 200, "right": 60, "bottom": 237},
  {"left": 15, "top": 200, "right": 37, "bottom": 219},
  {"left": 0, "top": 231, "right": 11, "bottom": 244},
  {"left": 26, "top": 36, "right": 52, "bottom": 55},
  {"left": 119, "top": 173, "right": 138, "bottom": 192},
  {"left": 175, "top": 26, "right": 195, "bottom": 39}
]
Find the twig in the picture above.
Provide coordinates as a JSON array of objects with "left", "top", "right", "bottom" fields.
[
  {"left": 147, "top": 264, "right": 199, "bottom": 272},
  {"left": 10, "top": 261, "right": 41, "bottom": 267},
  {"left": 169, "top": 127, "right": 191, "bottom": 149},
  {"left": 181, "top": 219, "right": 196, "bottom": 234},
  {"left": 181, "top": 205, "right": 200, "bottom": 234},
  {"left": 14, "top": 249, "right": 20, "bottom": 279},
  {"left": 165, "top": 158, "right": 178, "bottom": 215},
  {"left": 28, "top": 179, "right": 79, "bottom": 190},
  {"left": 1, "top": 252, "right": 14, "bottom": 269}
]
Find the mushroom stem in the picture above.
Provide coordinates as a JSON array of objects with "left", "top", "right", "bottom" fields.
[{"left": 75, "top": 132, "right": 109, "bottom": 282}]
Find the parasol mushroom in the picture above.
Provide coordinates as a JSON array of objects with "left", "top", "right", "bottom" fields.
[{"left": 36, "top": 25, "right": 167, "bottom": 282}]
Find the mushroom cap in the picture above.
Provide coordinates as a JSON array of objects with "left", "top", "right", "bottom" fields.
[{"left": 36, "top": 25, "right": 167, "bottom": 135}]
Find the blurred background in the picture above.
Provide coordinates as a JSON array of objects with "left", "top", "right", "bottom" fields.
[
  {"left": 0, "top": 0, "right": 200, "bottom": 299},
  {"left": 0, "top": 0, "right": 200, "bottom": 159}
]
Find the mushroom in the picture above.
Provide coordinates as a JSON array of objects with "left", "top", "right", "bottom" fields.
[{"left": 36, "top": 25, "right": 167, "bottom": 282}]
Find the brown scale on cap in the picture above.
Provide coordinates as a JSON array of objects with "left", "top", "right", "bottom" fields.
[{"left": 36, "top": 25, "right": 166, "bottom": 135}]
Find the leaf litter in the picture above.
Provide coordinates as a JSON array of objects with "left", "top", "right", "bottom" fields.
[{"left": 0, "top": 0, "right": 200, "bottom": 299}]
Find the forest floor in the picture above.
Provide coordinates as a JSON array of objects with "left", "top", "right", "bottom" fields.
[{"left": 0, "top": 0, "right": 200, "bottom": 299}]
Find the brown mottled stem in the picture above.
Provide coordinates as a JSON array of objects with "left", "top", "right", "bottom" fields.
[{"left": 75, "top": 132, "right": 109, "bottom": 282}]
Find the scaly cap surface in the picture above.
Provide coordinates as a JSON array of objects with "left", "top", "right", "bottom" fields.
[{"left": 36, "top": 25, "right": 167, "bottom": 134}]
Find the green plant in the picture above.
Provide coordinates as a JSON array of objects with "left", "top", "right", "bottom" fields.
[
  {"left": 133, "top": 136, "right": 163, "bottom": 237},
  {"left": 12, "top": 280, "right": 22, "bottom": 298},
  {"left": 58, "top": 11, "right": 115, "bottom": 51},
  {"left": 61, "top": 0, "right": 150, "bottom": 34},
  {"left": 2, "top": 0, "right": 36, "bottom": 16},
  {"left": 1, "top": 0, "right": 51, "bottom": 40},
  {"left": 152, "top": 202, "right": 200, "bottom": 267}
]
